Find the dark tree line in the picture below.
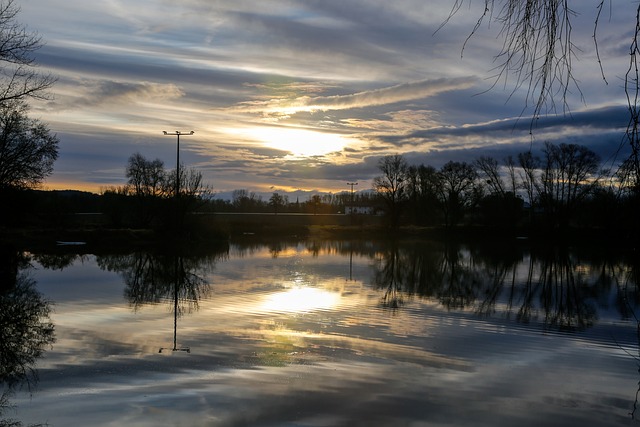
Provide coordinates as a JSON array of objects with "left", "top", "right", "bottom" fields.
[
  {"left": 206, "top": 188, "right": 378, "bottom": 216},
  {"left": 372, "top": 141, "right": 636, "bottom": 234}
]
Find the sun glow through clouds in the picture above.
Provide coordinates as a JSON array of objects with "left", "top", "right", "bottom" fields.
[{"left": 232, "top": 127, "right": 348, "bottom": 157}]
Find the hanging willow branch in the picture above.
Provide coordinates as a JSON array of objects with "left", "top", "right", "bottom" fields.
[
  {"left": 625, "top": 3, "right": 640, "bottom": 191},
  {"left": 441, "top": 0, "right": 581, "bottom": 119},
  {"left": 443, "top": 0, "right": 639, "bottom": 187}
]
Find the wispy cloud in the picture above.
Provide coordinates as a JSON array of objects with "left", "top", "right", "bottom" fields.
[
  {"left": 74, "top": 81, "right": 185, "bottom": 108},
  {"left": 231, "top": 77, "right": 477, "bottom": 117}
]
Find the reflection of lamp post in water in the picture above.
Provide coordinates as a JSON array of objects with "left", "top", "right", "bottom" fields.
[
  {"left": 347, "top": 182, "right": 357, "bottom": 224},
  {"left": 348, "top": 245, "right": 354, "bottom": 281},
  {"left": 158, "top": 288, "right": 191, "bottom": 353},
  {"left": 159, "top": 258, "right": 191, "bottom": 353}
]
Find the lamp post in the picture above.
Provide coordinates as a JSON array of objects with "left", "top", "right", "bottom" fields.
[
  {"left": 163, "top": 131, "right": 194, "bottom": 231},
  {"left": 163, "top": 131, "right": 194, "bottom": 199},
  {"left": 347, "top": 182, "right": 358, "bottom": 223}
]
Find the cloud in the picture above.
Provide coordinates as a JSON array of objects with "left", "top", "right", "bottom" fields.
[
  {"left": 231, "top": 77, "right": 477, "bottom": 117},
  {"left": 74, "top": 81, "right": 185, "bottom": 108}
]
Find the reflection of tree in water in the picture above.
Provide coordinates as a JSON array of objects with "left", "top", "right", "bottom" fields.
[
  {"left": 97, "top": 247, "right": 227, "bottom": 352},
  {"left": 98, "top": 253, "right": 212, "bottom": 313},
  {"left": 374, "top": 243, "right": 404, "bottom": 310},
  {"left": 531, "top": 248, "right": 597, "bottom": 331},
  {"left": 614, "top": 254, "right": 640, "bottom": 420},
  {"left": 0, "top": 249, "right": 55, "bottom": 427},
  {"left": 374, "top": 241, "right": 483, "bottom": 311},
  {"left": 31, "top": 253, "right": 84, "bottom": 271},
  {"left": 470, "top": 244, "right": 599, "bottom": 331},
  {"left": 437, "top": 243, "right": 481, "bottom": 309},
  {"left": 370, "top": 240, "right": 638, "bottom": 332}
]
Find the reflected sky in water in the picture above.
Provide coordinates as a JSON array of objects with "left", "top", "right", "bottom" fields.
[{"left": 10, "top": 240, "right": 640, "bottom": 426}]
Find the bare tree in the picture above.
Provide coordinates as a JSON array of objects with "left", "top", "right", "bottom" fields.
[
  {"left": 540, "top": 141, "right": 601, "bottom": 228},
  {"left": 166, "top": 165, "right": 209, "bottom": 199},
  {"left": 475, "top": 156, "right": 525, "bottom": 227},
  {"left": 475, "top": 156, "right": 506, "bottom": 197},
  {"left": 373, "top": 154, "right": 409, "bottom": 227},
  {"left": 436, "top": 161, "right": 479, "bottom": 227},
  {"left": 0, "top": 101, "right": 58, "bottom": 190},
  {"left": 126, "top": 153, "right": 166, "bottom": 198},
  {"left": 124, "top": 153, "right": 167, "bottom": 226},
  {"left": 0, "top": 0, "right": 55, "bottom": 105},
  {"left": 232, "top": 189, "right": 262, "bottom": 212},
  {"left": 518, "top": 149, "right": 539, "bottom": 192},
  {"left": 406, "top": 164, "right": 440, "bottom": 225},
  {"left": 307, "top": 194, "right": 322, "bottom": 215},
  {"left": 504, "top": 155, "right": 518, "bottom": 194},
  {"left": 269, "top": 192, "right": 286, "bottom": 214}
]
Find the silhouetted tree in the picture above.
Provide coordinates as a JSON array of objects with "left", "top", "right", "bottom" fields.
[
  {"left": 165, "top": 164, "right": 208, "bottom": 200},
  {"left": 268, "top": 192, "right": 286, "bottom": 214},
  {"left": 0, "top": 101, "right": 58, "bottom": 191},
  {"left": 475, "top": 156, "right": 523, "bottom": 227},
  {"left": 476, "top": 156, "right": 503, "bottom": 196},
  {"left": 539, "top": 142, "right": 601, "bottom": 229},
  {"left": 517, "top": 150, "right": 541, "bottom": 221},
  {"left": 126, "top": 153, "right": 165, "bottom": 198},
  {"left": 373, "top": 154, "right": 409, "bottom": 227},
  {"left": 232, "top": 189, "right": 263, "bottom": 212},
  {"left": 406, "top": 164, "right": 440, "bottom": 225},
  {"left": 125, "top": 153, "right": 166, "bottom": 226},
  {"left": 436, "top": 161, "right": 479, "bottom": 227},
  {"left": 164, "top": 165, "right": 211, "bottom": 233},
  {"left": 307, "top": 194, "right": 322, "bottom": 215}
]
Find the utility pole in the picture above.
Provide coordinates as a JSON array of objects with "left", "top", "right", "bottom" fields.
[
  {"left": 347, "top": 182, "right": 358, "bottom": 224},
  {"left": 163, "top": 131, "right": 194, "bottom": 230},
  {"left": 163, "top": 131, "right": 194, "bottom": 199}
]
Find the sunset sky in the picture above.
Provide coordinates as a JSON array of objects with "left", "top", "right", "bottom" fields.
[{"left": 20, "top": 0, "right": 633, "bottom": 198}]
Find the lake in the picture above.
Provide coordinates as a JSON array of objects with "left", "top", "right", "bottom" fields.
[{"left": 3, "top": 238, "right": 640, "bottom": 426}]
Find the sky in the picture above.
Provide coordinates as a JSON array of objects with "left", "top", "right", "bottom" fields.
[{"left": 17, "top": 0, "right": 636, "bottom": 199}]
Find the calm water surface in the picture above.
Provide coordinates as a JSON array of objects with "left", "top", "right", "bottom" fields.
[{"left": 4, "top": 239, "right": 640, "bottom": 426}]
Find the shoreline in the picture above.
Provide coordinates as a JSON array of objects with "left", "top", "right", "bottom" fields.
[{"left": 1, "top": 223, "right": 637, "bottom": 253}]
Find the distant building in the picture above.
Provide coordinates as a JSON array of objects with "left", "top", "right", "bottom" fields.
[{"left": 345, "top": 205, "right": 376, "bottom": 215}]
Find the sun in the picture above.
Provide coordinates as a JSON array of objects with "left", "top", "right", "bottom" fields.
[{"left": 233, "top": 126, "right": 348, "bottom": 157}]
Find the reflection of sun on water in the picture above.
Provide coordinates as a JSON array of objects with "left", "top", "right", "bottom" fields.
[
  {"left": 231, "top": 127, "right": 348, "bottom": 157},
  {"left": 261, "top": 287, "right": 341, "bottom": 313}
]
